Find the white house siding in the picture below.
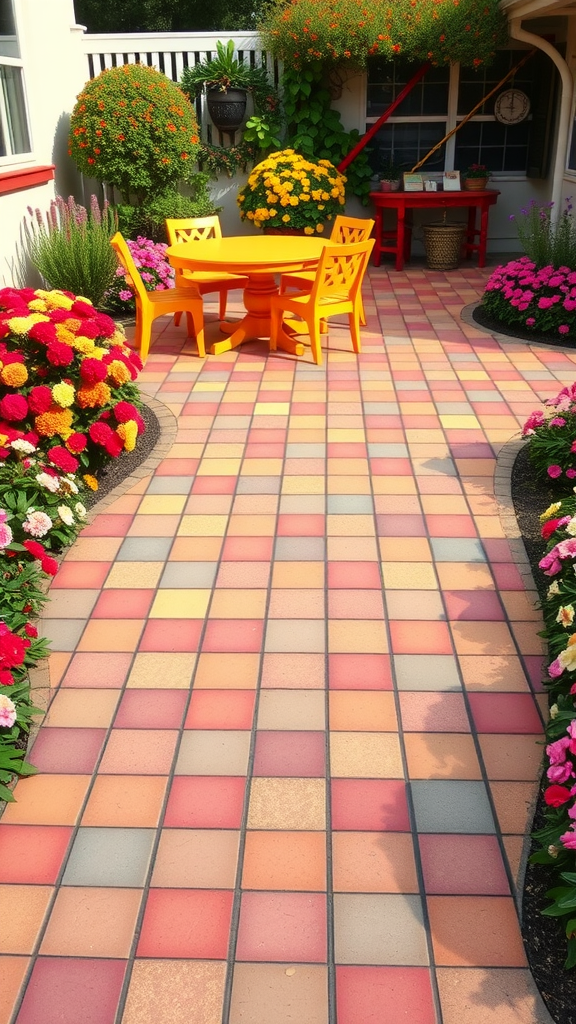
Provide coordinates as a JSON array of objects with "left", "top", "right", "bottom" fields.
[{"left": 0, "top": 0, "right": 86, "bottom": 286}]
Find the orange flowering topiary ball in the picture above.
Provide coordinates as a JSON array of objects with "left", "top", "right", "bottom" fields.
[{"left": 69, "top": 63, "right": 200, "bottom": 200}]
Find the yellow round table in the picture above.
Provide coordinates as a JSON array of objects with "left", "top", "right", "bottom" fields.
[{"left": 166, "top": 235, "right": 327, "bottom": 356}]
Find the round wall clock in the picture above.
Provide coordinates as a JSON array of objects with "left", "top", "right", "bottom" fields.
[{"left": 494, "top": 89, "right": 531, "bottom": 125}]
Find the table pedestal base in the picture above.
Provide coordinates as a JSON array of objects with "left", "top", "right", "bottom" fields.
[{"left": 210, "top": 273, "right": 305, "bottom": 356}]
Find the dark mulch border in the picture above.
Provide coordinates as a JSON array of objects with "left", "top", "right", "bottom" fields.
[
  {"left": 473, "top": 303, "right": 576, "bottom": 350},
  {"left": 512, "top": 444, "right": 576, "bottom": 1024},
  {"left": 85, "top": 401, "right": 161, "bottom": 507}
]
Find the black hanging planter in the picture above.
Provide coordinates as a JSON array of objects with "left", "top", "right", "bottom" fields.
[{"left": 207, "top": 88, "right": 247, "bottom": 143}]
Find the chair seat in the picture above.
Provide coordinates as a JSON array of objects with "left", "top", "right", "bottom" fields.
[
  {"left": 147, "top": 287, "right": 204, "bottom": 306},
  {"left": 181, "top": 270, "right": 246, "bottom": 284}
]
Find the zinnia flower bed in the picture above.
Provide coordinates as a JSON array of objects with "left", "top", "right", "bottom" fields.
[
  {"left": 482, "top": 258, "right": 576, "bottom": 341},
  {"left": 522, "top": 394, "right": 576, "bottom": 968},
  {"left": 0, "top": 287, "right": 146, "bottom": 802}
]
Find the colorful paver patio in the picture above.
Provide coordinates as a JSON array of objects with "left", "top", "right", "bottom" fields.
[{"left": 0, "top": 264, "right": 562, "bottom": 1024}]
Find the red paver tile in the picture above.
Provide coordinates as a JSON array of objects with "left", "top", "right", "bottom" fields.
[
  {"left": 15, "top": 958, "right": 127, "bottom": 1024},
  {"left": 328, "top": 562, "right": 382, "bottom": 589},
  {"left": 29, "top": 729, "right": 105, "bottom": 774},
  {"left": 114, "top": 690, "right": 188, "bottom": 729},
  {"left": 202, "top": 620, "right": 264, "bottom": 653},
  {"left": 389, "top": 620, "right": 453, "bottom": 655},
  {"left": 222, "top": 537, "right": 274, "bottom": 561},
  {"left": 137, "top": 889, "right": 233, "bottom": 958},
  {"left": 328, "top": 654, "right": 393, "bottom": 690},
  {"left": 164, "top": 777, "right": 246, "bottom": 828},
  {"left": 61, "top": 653, "right": 132, "bottom": 689},
  {"left": 419, "top": 835, "right": 510, "bottom": 895},
  {"left": 236, "top": 892, "right": 327, "bottom": 962},
  {"left": 253, "top": 731, "right": 326, "bottom": 777},
  {"left": 51, "top": 562, "right": 111, "bottom": 589},
  {"left": 184, "top": 690, "right": 256, "bottom": 730},
  {"left": 336, "top": 966, "right": 437, "bottom": 1024},
  {"left": 139, "top": 620, "right": 203, "bottom": 652},
  {"left": 331, "top": 780, "right": 410, "bottom": 831},
  {"left": 443, "top": 591, "right": 505, "bottom": 621},
  {"left": 467, "top": 693, "right": 543, "bottom": 734},
  {"left": 0, "top": 825, "right": 72, "bottom": 884},
  {"left": 92, "top": 589, "right": 155, "bottom": 619}
]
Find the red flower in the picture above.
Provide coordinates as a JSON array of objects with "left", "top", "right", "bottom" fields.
[
  {"left": 94, "top": 312, "right": 116, "bottom": 338},
  {"left": 28, "top": 386, "right": 53, "bottom": 414},
  {"left": 544, "top": 785, "right": 573, "bottom": 807},
  {"left": 24, "top": 623, "right": 38, "bottom": 639},
  {"left": 0, "top": 668, "right": 14, "bottom": 685},
  {"left": 113, "top": 400, "right": 139, "bottom": 423},
  {"left": 75, "top": 319, "right": 100, "bottom": 339},
  {"left": 66, "top": 432, "right": 87, "bottom": 453},
  {"left": 104, "top": 432, "right": 124, "bottom": 458},
  {"left": 542, "top": 518, "right": 564, "bottom": 540},
  {"left": 0, "top": 628, "right": 29, "bottom": 669},
  {"left": 28, "top": 321, "right": 57, "bottom": 346},
  {"left": 41, "top": 555, "right": 59, "bottom": 576},
  {"left": 89, "top": 421, "right": 114, "bottom": 445},
  {"left": 0, "top": 394, "right": 28, "bottom": 421},
  {"left": 46, "top": 341, "right": 74, "bottom": 367},
  {"left": 80, "top": 357, "right": 108, "bottom": 384},
  {"left": 23, "top": 539, "right": 45, "bottom": 559},
  {"left": 47, "top": 446, "right": 79, "bottom": 474},
  {"left": 71, "top": 300, "right": 95, "bottom": 317}
]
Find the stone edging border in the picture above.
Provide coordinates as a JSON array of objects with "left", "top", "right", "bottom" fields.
[
  {"left": 28, "top": 393, "right": 178, "bottom": 724},
  {"left": 494, "top": 435, "right": 543, "bottom": 908}
]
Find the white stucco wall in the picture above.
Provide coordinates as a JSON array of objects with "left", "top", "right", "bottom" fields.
[{"left": 0, "top": 0, "right": 86, "bottom": 286}]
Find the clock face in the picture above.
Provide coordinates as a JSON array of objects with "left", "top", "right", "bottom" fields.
[{"left": 494, "top": 89, "right": 531, "bottom": 125}]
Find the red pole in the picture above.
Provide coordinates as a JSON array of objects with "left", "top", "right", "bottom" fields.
[{"left": 337, "top": 61, "right": 431, "bottom": 173}]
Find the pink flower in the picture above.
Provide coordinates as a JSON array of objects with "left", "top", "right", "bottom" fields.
[
  {"left": 549, "top": 657, "right": 565, "bottom": 678},
  {"left": 547, "top": 763, "right": 575, "bottom": 783},
  {"left": 560, "top": 829, "right": 576, "bottom": 850},
  {"left": 22, "top": 510, "right": 52, "bottom": 537},
  {"left": 546, "top": 736, "right": 571, "bottom": 764},
  {"left": 550, "top": 417, "right": 566, "bottom": 427},
  {"left": 0, "top": 520, "right": 12, "bottom": 548},
  {"left": 568, "top": 470, "right": 576, "bottom": 479},
  {"left": 559, "top": 325, "right": 570, "bottom": 334},
  {"left": 526, "top": 317, "right": 536, "bottom": 326},
  {"left": 548, "top": 465, "right": 563, "bottom": 478},
  {"left": 0, "top": 694, "right": 17, "bottom": 729}
]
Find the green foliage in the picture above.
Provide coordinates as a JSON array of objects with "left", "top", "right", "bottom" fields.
[
  {"left": 243, "top": 114, "right": 282, "bottom": 151},
  {"left": 512, "top": 198, "right": 576, "bottom": 271},
  {"left": 75, "top": 0, "right": 266, "bottom": 32},
  {"left": 261, "top": 0, "right": 508, "bottom": 71},
  {"left": 23, "top": 196, "right": 118, "bottom": 309},
  {"left": 282, "top": 65, "right": 373, "bottom": 204},
  {"left": 181, "top": 40, "right": 267, "bottom": 95},
  {"left": 115, "top": 177, "right": 218, "bottom": 243},
  {"left": 69, "top": 63, "right": 200, "bottom": 201}
]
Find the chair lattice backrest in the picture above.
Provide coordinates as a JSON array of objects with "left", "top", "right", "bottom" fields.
[
  {"left": 165, "top": 216, "right": 222, "bottom": 246},
  {"left": 310, "top": 240, "right": 374, "bottom": 303},
  {"left": 330, "top": 215, "right": 375, "bottom": 245},
  {"left": 110, "top": 233, "right": 149, "bottom": 306}
]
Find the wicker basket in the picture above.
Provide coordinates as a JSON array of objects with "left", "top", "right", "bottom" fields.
[{"left": 423, "top": 220, "right": 465, "bottom": 271}]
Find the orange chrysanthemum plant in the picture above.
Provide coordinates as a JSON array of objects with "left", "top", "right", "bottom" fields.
[
  {"left": 260, "top": 0, "right": 508, "bottom": 71},
  {"left": 69, "top": 63, "right": 201, "bottom": 202}
]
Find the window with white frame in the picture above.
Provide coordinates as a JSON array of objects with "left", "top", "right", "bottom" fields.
[
  {"left": 366, "top": 50, "right": 544, "bottom": 178},
  {"left": 0, "top": 0, "right": 31, "bottom": 160}
]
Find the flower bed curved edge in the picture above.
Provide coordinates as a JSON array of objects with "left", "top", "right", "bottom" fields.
[
  {"left": 520, "top": 383, "right": 576, "bottom": 970},
  {"left": 0, "top": 285, "right": 147, "bottom": 802}
]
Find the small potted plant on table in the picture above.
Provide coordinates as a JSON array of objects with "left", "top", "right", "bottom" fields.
[
  {"left": 462, "top": 163, "right": 491, "bottom": 191},
  {"left": 379, "top": 156, "right": 403, "bottom": 192}
]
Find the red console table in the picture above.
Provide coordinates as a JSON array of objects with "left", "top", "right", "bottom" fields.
[{"left": 370, "top": 189, "right": 500, "bottom": 271}]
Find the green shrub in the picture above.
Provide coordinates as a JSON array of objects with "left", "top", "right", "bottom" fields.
[
  {"left": 23, "top": 195, "right": 118, "bottom": 309},
  {"left": 69, "top": 63, "right": 201, "bottom": 201},
  {"left": 115, "top": 176, "right": 218, "bottom": 243}
]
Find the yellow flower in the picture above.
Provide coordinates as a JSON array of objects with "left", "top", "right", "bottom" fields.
[
  {"left": 304, "top": 226, "right": 314, "bottom": 235},
  {"left": 7, "top": 316, "right": 41, "bottom": 334},
  {"left": 289, "top": 196, "right": 299, "bottom": 206},
  {"left": 45, "top": 291, "right": 74, "bottom": 311},
  {"left": 1, "top": 362, "right": 28, "bottom": 386},
  {"left": 237, "top": 194, "right": 245, "bottom": 203},
  {"left": 117, "top": 420, "right": 138, "bottom": 452},
  {"left": 282, "top": 214, "right": 291, "bottom": 223},
  {"left": 269, "top": 209, "right": 277, "bottom": 217},
  {"left": 301, "top": 193, "right": 310, "bottom": 202},
  {"left": 110, "top": 328, "right": 126, "bottom": 346},
  {"left": 247, "top": 210, "right": 255, "bottom": 219},
  {"left": 322, "top": 192, "right": 330, "bottom": 201},
  {"left": 540, "top": 502, "right": 562, "bottom": 521},
  {"left": 27, "top": 299, "right": 48, "bottom": 313},
  {"left": 331, "top": 187, "right": 340, "bottom": 198},
  {"left": 75, "top": 296, "right": 93, "bottom": 305},
  {"left": 71, "top": 337, "right": 95, "bottom": 354},
  {"left": 55, "top": 325, "right": 76, "bottom": 346},
  {"left": 61, "top": 318, "right": 82, "bottom": 332},
  {"left": 83, "top": 474, "right": 99, "bottom": 491},
  {"left": 316, "top": 223, "right": 325, "bottom": 233},
  {"left": 52, "top": 382, "right": 75, "bottom": 408},
  {"left": 318, "top": 204, "right": 325, "bottom": 210},
  {"left": 91, "top": 347, "right": 107, "bottom": 360}
]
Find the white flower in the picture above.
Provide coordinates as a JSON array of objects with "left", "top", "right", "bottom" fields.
[
  {"left": 57, "top": 505, "right": 74, "bottom": 527},
  {"left": 60, "top": 475, "right": 79, "bottom": 495},
  {"left": 36, "top": 472, "right": 60, "bottom": 493},
  {"left": 556, "top": 604, "right": 575, "bottom": 628},
  {"left": 10, "top": 439, "right": 35, "bottom": 455},
  {"left": 0, "top": 694, "right": 17, "bottom": 729},
  {"left": 74, "top": 502, "right": 87, "bottom": 520},
  {"left": 550, "top": 703, "right": 559, "bottom": 719},
  {"left": 548, "top": 581, "right": 561, "bottom": 598}
]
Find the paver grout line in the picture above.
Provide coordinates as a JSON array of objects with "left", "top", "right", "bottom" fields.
[{"left": 361, "top": 326, "right": 445, "bottom": 1024}]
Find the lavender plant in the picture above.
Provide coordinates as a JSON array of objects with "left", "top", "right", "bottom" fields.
[
  {"left": 511, "top": 197, "right": 576, "bottom": 270},
  {"left": 23, "top": 195, "right": 118, "bottom": 308}
]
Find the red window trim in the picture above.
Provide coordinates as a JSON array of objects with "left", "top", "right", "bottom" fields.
[{"left": 0, "top": 164, "right": 55, "bottom": 196}]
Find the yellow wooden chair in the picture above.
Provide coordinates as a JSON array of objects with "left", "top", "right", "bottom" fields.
[
  {"left": 110, "top": 232, "right": 206, "bottom": 362},
  {"left": 165, "top": 216, "right": 248, "bottom": 322},
  {"left": 280, "top": 215, "right": 375, "bottom": 326},
  {"left": 270, "top": 238, "right": 375, "bottom": 366}
]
